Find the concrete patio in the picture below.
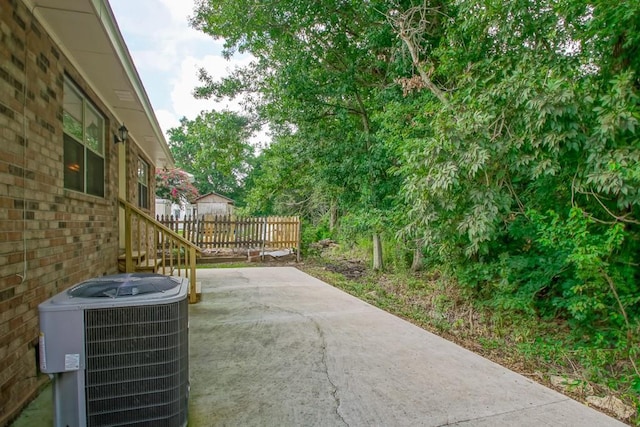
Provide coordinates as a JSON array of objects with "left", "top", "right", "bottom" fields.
[{"left": 13, "top": 267, "right": 624, "bottom": 426}]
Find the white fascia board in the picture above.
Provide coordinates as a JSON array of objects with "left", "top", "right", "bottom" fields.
[{"left": 91, "top": 0, "right": 174, "bottom": 166}]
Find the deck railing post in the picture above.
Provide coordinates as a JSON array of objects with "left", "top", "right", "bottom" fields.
[
  {"left": 124, "top": 204, "right": 133, "bottom": 272},
  {"left": 189, "top": 246, "right": 197, "bottom": 303}
]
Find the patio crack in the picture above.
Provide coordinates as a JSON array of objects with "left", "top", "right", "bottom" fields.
[
  {"left": 311, "top": 319, "right": 349, "bottom": 427},
  {"left": 264, "top": 303, "right": 349, "bottom": 426}
]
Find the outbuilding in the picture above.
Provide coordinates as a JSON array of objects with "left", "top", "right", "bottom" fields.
[{"left": 195, "top": 192, "right": 235, "bottom": 217}]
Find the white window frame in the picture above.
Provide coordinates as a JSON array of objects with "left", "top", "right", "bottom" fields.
[
  {"left": 62, "top": 77, "right": 105, "bottom": 197},
  {"left": 137, "top": 158, "right": 150, "bottom": 209}
]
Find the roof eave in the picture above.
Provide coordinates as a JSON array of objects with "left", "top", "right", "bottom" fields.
[{"left": 22, "top": 0, "right": 174, "bottom": 168}]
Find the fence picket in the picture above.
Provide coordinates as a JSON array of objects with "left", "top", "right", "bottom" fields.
[{"left": 157, "top": 214, "right": 300, "bottom": 252}]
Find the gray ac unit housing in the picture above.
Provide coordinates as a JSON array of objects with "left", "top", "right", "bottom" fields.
[{"left": 38, "top": 273, "right": 189, "bottom": 427}]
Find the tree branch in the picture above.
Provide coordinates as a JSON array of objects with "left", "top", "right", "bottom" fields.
[{"left": 386, "top": 1, "right": 449, "bottom": 105}]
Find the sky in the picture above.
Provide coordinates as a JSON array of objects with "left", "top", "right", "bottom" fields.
[{"left": 109, "top": 0, "right": 252, "bottom": 138}]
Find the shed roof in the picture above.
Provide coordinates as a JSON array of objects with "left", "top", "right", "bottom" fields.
[{"left": 195, "top": 192, "right": 236, "bottom": 204}]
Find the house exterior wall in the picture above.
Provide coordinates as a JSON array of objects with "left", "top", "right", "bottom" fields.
[{"left": 0, "top": 1, "right": 155, "bottom": 424}]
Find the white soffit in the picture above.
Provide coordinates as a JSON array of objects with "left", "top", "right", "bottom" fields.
[{"left": 22, "top": 0, "right": 174, "bottom": 168}]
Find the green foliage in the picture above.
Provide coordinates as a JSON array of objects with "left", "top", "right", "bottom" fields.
[
  {"left": 381, "top": 237, "right": 414, "bottom": 274},
  {"left": 191, "top": 0, "right": 404, "bottom": 245},
  {"left": 167, "top": 110, "right": 256, "bottom": 201},
  {"left": 190, "top": 0, "right": 640, "bottom": 407},
  {"left": 241, "top": 134, "right": 337, "bottom": 218},
  {"left": 530, "top": 208, "right": 638, "bottom": 334},
  {"left": 387, "top": 0, "right": 640, "bottom": 347},
  {"left": 300, "top": 218, "right": 332, "bottom": 256}
]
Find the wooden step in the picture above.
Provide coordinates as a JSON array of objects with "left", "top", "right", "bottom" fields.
[
  {"left": 118, "top": 250, "right": 147, "bottom": 261},
  {"left": 118, "top": 251, "right": 150, "bottom": 273},
  {"left": 135, "top": 259, "right": 177, "bottom": 275},
  {"left": 117, "top": 251, "right": 179, "bottom": 275}
]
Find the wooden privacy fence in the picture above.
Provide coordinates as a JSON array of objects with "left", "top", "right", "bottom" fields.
[{"left": 157, "top": 214, "right": 301, "bottom": 252}]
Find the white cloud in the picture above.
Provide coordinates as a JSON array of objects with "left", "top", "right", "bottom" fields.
[
  {"left": 155, "top": 54, "right": 254, "bottom": 135},
  {"left": 111, "top": 0, "right": 260, "bottom": 142},
  {"left": 158, "top": 0, "right": 197, "bottom": 24},
  {"left": 129, "top": 49, "right": 176, "bottom": 73},
  {"left": 155, "top": 109, "right": 181, "bottom": 135},
  {"left": 160, "top": 0, "right": 194, "bottom": 22},
  {"left": 112, "top": 0, "right": 222, "bottom": 73}
]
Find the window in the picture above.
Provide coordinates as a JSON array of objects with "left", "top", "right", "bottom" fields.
[
  {"left": 137, "top": 158, "right": 149, "bottom": 209},
  {"left": 63, "top": 78, "right": 105, "bottom": 197}
]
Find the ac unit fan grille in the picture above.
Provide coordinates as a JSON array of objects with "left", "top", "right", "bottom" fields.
[{"left": 84, "top": 299, "right": 188, "bottom": 427}]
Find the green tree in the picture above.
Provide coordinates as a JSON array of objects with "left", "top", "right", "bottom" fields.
[
  {"left": 167, "top": 110, "right": 256, "bottom": 202},
  {"left": 389, "top": 0, "right": 640, "bottom": 338},
  {"left": 191, "top": 0, "right": 413, "bottom": 269},
  {"left": 189, "top": 0, "right": 640, "bottom": 347}
]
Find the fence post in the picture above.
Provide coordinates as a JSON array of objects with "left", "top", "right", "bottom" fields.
[
  {"left": 296, "top": 216, "right": 301, "bottom": 262},
  {"left": 262, "top": 217, "right": 268, "bottom": 260}
]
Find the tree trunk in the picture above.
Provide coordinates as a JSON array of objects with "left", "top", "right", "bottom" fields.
[
  {"left": 372, "top": 232, "right": 383, "bottom": 271},
  {"left": 329, "top": 201, "right": 338, "bottom": 231},
  {"left": 411, "top": 239, "right": 424, "bottom": 272}
]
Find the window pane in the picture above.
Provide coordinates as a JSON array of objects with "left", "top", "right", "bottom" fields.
[
  {"left": 63, "top": 81, "right": 83, "bottom": 141},
  {"left": 64, "top": 134, "right": 84, "bottom": 192},
  {"left": 138, "top": 182, "right": 149, "bottom": 209},
  {"left": 138, "top": 159, "right": 148, "bottom": 183},
  {"left": 85, "top": 105, "right": 104, "bottom": 154},
  {"left": 137, "top": 159, "right": 149, "bottom": 208},
  {"left": 63, "top": 77, "right": 106, "bottom": 198},
  {"left": 86, "top": 150, "right": 104, "bottom": 197}
]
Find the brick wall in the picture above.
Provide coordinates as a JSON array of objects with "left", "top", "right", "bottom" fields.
[
  {"left": 0, "top": 1, "right": 150, "bottom": 424},
  {"left": 127, "top": 139, "right": 155, "bottom": 214}
]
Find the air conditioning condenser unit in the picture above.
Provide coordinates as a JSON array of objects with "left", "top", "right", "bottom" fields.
[{"left": 38, "top": 273, "right": 189, "bottom": 427}]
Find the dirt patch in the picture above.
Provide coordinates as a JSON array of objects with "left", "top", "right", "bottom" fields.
[{"left": 323, "top": 260, "right": 367, "bottom": 279}]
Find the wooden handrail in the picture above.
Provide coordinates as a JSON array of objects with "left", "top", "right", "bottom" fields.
[
  {"left": 119, "top": 198, "right": 201, "bottom": 303},
  {"left": 121, "top": 198, "right": 200, "bottom": 248}
]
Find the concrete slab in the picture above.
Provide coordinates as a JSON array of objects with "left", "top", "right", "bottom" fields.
[
  {"left": 12, "top": 266, "right": 625, "bottom": 426},
  {"left": 10, "top": 385, "right": 52, "bottom": 427},
  {"left": 188, "top": 267, "right": 624, "bottom": 426}
]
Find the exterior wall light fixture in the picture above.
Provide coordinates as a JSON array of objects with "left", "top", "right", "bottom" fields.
[{"left": 114, "top": 123, "right": 129, "bottom": 144}]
